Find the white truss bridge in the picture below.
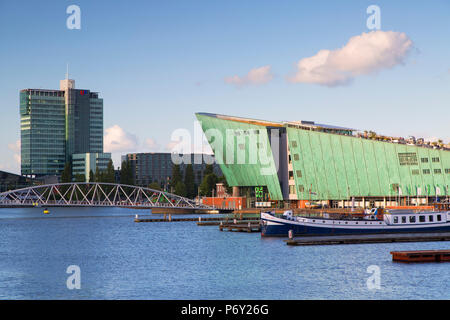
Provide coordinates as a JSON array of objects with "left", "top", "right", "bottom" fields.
[{"left": 0, "top": 182, "right": 212, "bottom": 209}]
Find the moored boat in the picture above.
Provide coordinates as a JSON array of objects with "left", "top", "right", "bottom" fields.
[{"left": 260, "top": 208, "right": 450, "bottom": 237}]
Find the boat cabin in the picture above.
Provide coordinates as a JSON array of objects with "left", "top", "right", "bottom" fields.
[{"left": 384, "top": 210, "right": 449, "bottom": 226}]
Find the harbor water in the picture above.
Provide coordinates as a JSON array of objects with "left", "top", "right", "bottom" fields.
[{"left": 0, "top": 207, "right": 449, "bottom": 299}]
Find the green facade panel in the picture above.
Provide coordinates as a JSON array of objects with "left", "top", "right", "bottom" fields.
[
  {"left": 196, "top": 114, "right": 283, "bottom": 200},
  {"left": 287, "top": 127, "right": 450, "bottom": 200}
]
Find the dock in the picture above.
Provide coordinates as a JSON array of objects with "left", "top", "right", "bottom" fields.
[
  {"left": 391, "top": 250, "right": 450, "bottom": 263},
  {"left": 285, "top": 232, "right": 450, "bottom": 246},
  {"left": 219, "top": 222, "right": 261, "bottom": 233},
  {"left": 134, "top": 215, "right": 260, "bottom": 223}
]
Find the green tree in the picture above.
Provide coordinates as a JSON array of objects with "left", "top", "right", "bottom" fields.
[
  {"left": 120, "top": 160, "right": 133, "bottom": 185},
  {"left": 199, "top": 173, "right": 218, "bottom": 197},
  {"left": 148, "top": 182, "right": 162, "bottom": 191},
  {"left": 61, "top": 161, "right": 72, "bottom": 183},
  {"left": 73, "top": 174, "right": 86, "bottom": 182},
  {"left": 104, "top": 159, "right": 115, "bottom": 183},
  {"left": 204, "top": 164, "right": 214, "bottom": 176},
  {"left": 171, "top": 164, "right": 182, "bottom": 192},
  {"left": 184, "top": 164, "right": 195, "bottom": 199},
  {"left": 89, "top": 170, "right": 95, "bottom": 183},
  {"left": 174, "top": 181, "right": 187, "bottom": 197}
]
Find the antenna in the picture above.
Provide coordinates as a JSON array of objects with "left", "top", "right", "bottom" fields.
[{"left": 66, "top": 63, "right": 69, "bottom": 79}]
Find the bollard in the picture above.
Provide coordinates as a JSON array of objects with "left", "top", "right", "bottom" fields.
[{"left": 288, "top": 229, "right": 294, "bottom": 240}]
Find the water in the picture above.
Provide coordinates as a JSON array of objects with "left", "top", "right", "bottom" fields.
[{"left": 0, "top": 207, "right": 449, "bottom": 299}]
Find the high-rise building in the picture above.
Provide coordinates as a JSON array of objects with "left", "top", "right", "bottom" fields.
[{"left": 20, "top": 77, "right": 109, "bottom": 179}]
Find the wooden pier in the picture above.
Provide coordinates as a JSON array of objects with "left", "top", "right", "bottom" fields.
[
  {"left": 391, "top": 250, "right": 450, "bottom": 263},
  {"left": 285, "top": 232, "right": 450, "bottom": 246},
  {"left": 219, "top": 222, "right": 261, "bottom": 233},
  {"left": 134, "top": 215, "right": 259, "bottom": 223}
]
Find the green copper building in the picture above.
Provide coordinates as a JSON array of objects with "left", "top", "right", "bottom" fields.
[
  {"left": 20, "top": 78, "right": 108, "bottom": 178},
  {"left": 196, "top": 113, "right": 450, "bottom": 208}
]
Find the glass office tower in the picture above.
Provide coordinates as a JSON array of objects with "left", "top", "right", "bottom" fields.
[{"left": 20, "top": 78, "right": 106, "bottom": 178}]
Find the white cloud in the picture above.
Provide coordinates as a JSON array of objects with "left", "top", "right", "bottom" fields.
[
  {"left": 144, "top": 138, "right": 161, "bottom": 151},
  {"left": 7, "top": 140, "right": 21, "bottom": 166},
  {"left": 289, "top": 31, "right": 413, "bottom": 87},
  {"left": 104, "top": 125, "right": 139, "bottom": 153},
  {"left": 225, "top": 65, "right": 273, "bottom": 86}
]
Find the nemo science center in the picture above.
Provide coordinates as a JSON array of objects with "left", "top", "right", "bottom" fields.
[{"left": 196, "top": 113, "right": 450, "bottom": 209}]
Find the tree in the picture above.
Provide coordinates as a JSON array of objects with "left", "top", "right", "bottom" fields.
[
  {"left": 174, "top": 181, "right": 187, "bottom": 197},
  {"left": 104, "top": 159, "right": 115, "bottom": 183},
  {"left": 120, "top": 160, "right": 133, "bottom": 185},
  {"left": 94, "top": 165, "right": 102, "bottom": 183},
  {"left": 184, "top": 164, "right": 195, "bottom": 199},
  {"left": 199, "top": 173, "right": 218, "bottom": 197},
  {"left": 148, "top": 182, "right": 161, "bottom": 191},
  {"left": 171, "top": 164, "right": 182, "bottom": 187},
  {"left": 61, "top": 161, "right": 72, "bottom": 183},
  {"left": 73, "top": 174, "right": 86, "bottom": 182},
  {"left": 204, "top": 164, "right": 214, "bottom": 176}
]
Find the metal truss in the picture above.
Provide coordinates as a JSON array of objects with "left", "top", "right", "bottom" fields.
[{"left": 0, "top": 182, "right": 211, "bottom": 209}]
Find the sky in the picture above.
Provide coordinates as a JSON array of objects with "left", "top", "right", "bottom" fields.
[{"left": 0, "top": 0, "right": 449, "bottom": 173}]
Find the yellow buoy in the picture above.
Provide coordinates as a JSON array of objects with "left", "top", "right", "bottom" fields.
[{"left": 43, "top": 209, "right": 50, "bottom": 214}]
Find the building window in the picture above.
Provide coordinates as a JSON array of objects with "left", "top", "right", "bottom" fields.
[
  {"left": 434, "top": 169, "right": 442, "bottom": 174},
  {"left": 298, "top": 185, "right": 304, "bottom": 193},
  {"left": 446, "top": 168, "right": 450, "bottom": 174},
  {"left": 291, "top": 141, "right": 298, "bottom": 148},
  {"left": 293, "top": 154, "right": 300, "bottom": 161},
  {"left": 296, "top": 170, "right": 302, "bottom": 178},
  {"left": 423, "top": 169, "right": 430, "bottom": 175},
  {"left": 421, "top": 158, "right": 429, "bottom": 163},
  {"left": 398, "top": 153, "right": 418, "bottom": 166},
  {"left": 411, "top": 169, "right": 419, "bottom": 175},
  {"left": 289, "top": 185, "right": 296, "bottom": 194},
  {"left": 432, "top": 157, "right": 440, "bottom": 163}
]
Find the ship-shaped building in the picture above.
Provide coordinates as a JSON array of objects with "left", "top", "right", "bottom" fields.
[{"left": 196, "top": 112, "right": 450, "bottom": 208}]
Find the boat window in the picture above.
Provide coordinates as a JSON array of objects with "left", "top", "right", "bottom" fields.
[
  {"left": 401, "top": 216, "right": 406, "bottom": 223},
  {"left": 419, "top": 216, "right": 425, "bottom": 223},
  {"left": 393, "top": 217, "right": 398, "bottom": 223},
  {"left": 409, "top": 216, "right": 416, "bottom": 223},
  {"left": 429, "top": 216, "right": 433, "bottom": 222},
  {"left": 437, "top": 215, "right": 441, "bottom": 221}
]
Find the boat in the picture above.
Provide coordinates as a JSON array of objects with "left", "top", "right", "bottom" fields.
[{"left": 260, "top": 208, "right": 450, "bottom": 237}]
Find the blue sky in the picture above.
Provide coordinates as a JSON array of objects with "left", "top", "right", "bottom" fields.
[{"left": 1, "top": 0, "right": 449, "bottom": 172}]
